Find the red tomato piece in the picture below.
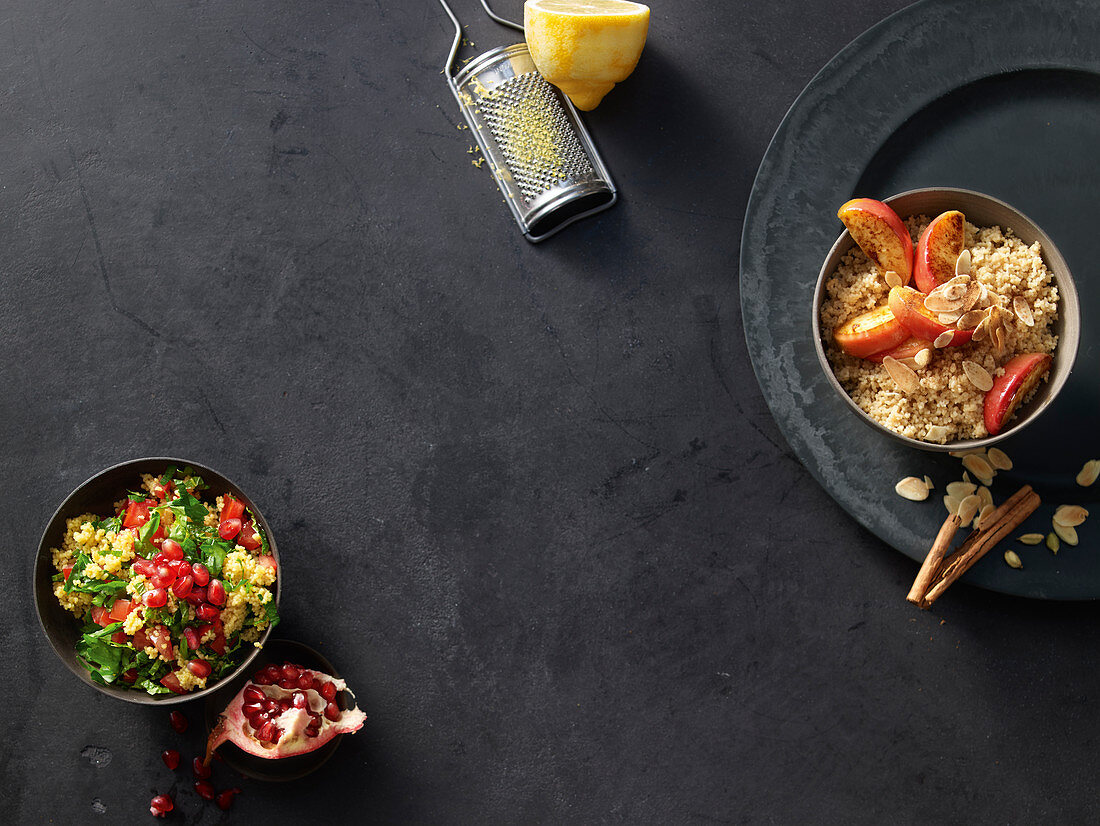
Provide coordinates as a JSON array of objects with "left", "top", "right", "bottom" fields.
[
  {"left": 122, "top": 500, "right": 152, "bottom": 529},
  {"left": 160, "top": 672, "right": 187, "bottom": 694},
  {"left": 108, "top": 599, "right": 134, "bottom": 622},
  {"left": 221, "top": 495, "right": 246, "bottom": 521}
]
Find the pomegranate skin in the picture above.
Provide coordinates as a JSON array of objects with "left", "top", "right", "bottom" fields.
[{"left": 206, "top": 665, "right": 366, "bottom": 762}]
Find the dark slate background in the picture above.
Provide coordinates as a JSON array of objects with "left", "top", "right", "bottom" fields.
[{"left": 3, "top": 0, "right": 1097, "bottom": 823}]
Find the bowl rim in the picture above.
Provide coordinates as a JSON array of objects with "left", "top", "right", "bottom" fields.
[
  {"left": 34, "top": 457, "right": 281, "bottom": 705},
  {"left": 812, "top": 186, "right": 1081, "bottom": 453}
]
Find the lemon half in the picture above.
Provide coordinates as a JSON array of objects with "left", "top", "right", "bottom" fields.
[{"left": 524, "top": 0, "right": 650, "bottom": 111}]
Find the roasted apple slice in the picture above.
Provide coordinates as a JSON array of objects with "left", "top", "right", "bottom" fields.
[
  {"left": 887, "top": 286, "right": 973, "bottom": 347},
  {"left": 913, "top": 210, "right": 965, "bottom": 293},
  {"left": 983, "top": 353, "right": 1052, "bottom": 435},
  {"left": 865, "top": 336, "right": 934, "bottom": 364},
  {"left": 837, "top": 198, "right": 914, "bottom": 284},
  {"left": 833, "top": 304, "right": 911, "bottom": 359}
]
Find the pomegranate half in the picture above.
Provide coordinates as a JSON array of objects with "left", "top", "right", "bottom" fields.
[{"left": 205, "top": 662, "right": 366, "bottom": 762}]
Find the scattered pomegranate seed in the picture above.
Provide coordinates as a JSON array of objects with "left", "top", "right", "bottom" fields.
[
  {"left": 185, "top": 586, "right": 206, "bottom": 606},
  {"left": 144, "top": 588, "right": 168, "bottom": 608},
  {"left": 160, "top": 539, "right": 184, "bottom": 560},
  {"left": 296, "top": 672, "right": 313, "bottom": 691},
  {"left": 183, "top": 627, "right": 201, "bottom": 651},
  {"left": 218, "top": 517, "right": 242, "bottom": 540},
  {"left": 320, "top": 681, "right": 337, "bottom": 702},
  {"left": 216, "top": 788, "right": 242, "bottom": 810},
  {"left": 161, "top": 749, "right": 180, "bottom": 770},
  {"left": 194, "top": 779, "right": 216, "bottom": 800},
  {"left": 187, "top": 659, "right": 213, "bottom": 679},
  {"left": 122, "top": 668, "right": 138, "bottom": 683},
  {"left": 257, "top": 721, "right": 277, "bottom": 743},
  {"left": 281, "top": 663, "right": 300, "bottom": 682},
  {"left": 172, "top": 575, "right": 194, "bottom": 599},
  {"left": 196, "top": 604, "right": 220, "bottom": 622},
  {"left": 149, "top": 793, "right": 174, "bottom": 817},
  {"left": 243, "top": 685, "right": 265, "bottom": 703},
  {"left": 192, "top": 756, "right": 211, "bottom": 780},
  {"left": 207, "top": 579, "right": 226, "bottom": 606},
  {"left": 291, "top": 691, "right": 308, "bottom": 709},
  {"left": 324, "top": 701, "right": 341, "bottom": 722},
  {"left": 169, "top": 711, "right": 188, "bottom": 734},
  {"left": 191, "top": 562, "right": 210, "bottom": 586},
  {"left": 278, "top": 677, "right": 296, "bottom": 690}
]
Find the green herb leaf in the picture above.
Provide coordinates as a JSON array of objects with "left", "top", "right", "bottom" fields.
[
  {"left": 170, "top": 487, "right": 210, "bottom": 525},
  {"left": 200, "top": 539, "right": 232, "bottom": 578},
  {"left": 64, "top": 553, "right": 92, "bottom": 593}
]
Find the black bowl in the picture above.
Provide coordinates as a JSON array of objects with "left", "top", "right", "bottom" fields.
[
  {"left": 34, "top": 457, "right": 281, "bottom": 705},
  {"left": 203, "top": 640, "right": 353, "bottom": 781}
]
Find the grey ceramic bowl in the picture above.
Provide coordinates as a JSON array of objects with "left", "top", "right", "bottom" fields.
[
  {"left": 34, "top": 458, "right": 281, "bottom": 704},
  {"left": 812, "top": 187, "right": 1081, "bottom": 452}
]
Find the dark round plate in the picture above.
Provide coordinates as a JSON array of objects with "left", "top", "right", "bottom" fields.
[
  {"left": 740, "top": 0, "right": 1100, "bottom": 599},
  {"left": 34, "top": 458, "right": 281, "bottom": 702},
  {"left": 204, "top": 639, "right": 354, "bottom": 782}
]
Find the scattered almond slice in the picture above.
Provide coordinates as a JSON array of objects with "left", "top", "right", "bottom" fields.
[
  {"left": 971, "top": 319, "right": 989, "bottom": 343},
  {"left": 884, "top": 270, "right": 902, "bottom": 288},
  {"left": 924, "top": 475, "right": 934, "bottom": 490},
  {"left": 946, "top": 481, "right": 977, "bottom": 498},
  {"left": 925, "top": 293, "right": 964, "bottom": 314},
  {"left": 955, "top": 249, "right": 971, "bottom": 276},
  {"left": 937, "top": 312, "right": 962, "bottom": 326},
  {"left": 883, "top": 356, "right": 920, "bottom": 394},
  {"left": 962, "top": 360, "right": 994, "bottom": 392},
  {"left": 974, "top": 503, "right": 995, "bottom": 530},
  {"left": 962, "top": 453, "right": 995, "bottom": 486},
  {"left": 1004, "top": 549, "right": 1023, "bottom": 569},
  {"left": 895, "top": 476, "right": 931, "bottom": 501},
  {"left": 957, "top": 309, "right": 985, "bottom": 330},
  {"left": 977, "top": 485, "right": 993, "bottom": 511},
  {"left": 1018, "top": 533, "right": 1044, "bottom": 545},
  {"left": 1053, "top": 505, "right": 1088, "bottom": 528},
  {"left": 1053, "top": 522, "right": 1079, "bottom": 546},
  {"left": 933, "top": 330, "right": 954, "bottom": 349},
  {"left": 1012, "top": 296, "right": 1034, "bottom": 327},
  {"left": 960, "top": 281, "right": 982, "bottom": 311},
  {"left": 956, "top": 494, "right": 980, "bottom": 524},
  {"left": 914, "top": 348, "right": 932, "bottom": 369},
  {"left": 943, "top": 494, "right": 962, "bottom": 515},
  {"left": 1076, "top": 459, "right": 1100, "bottom": 487},
  {"left": 986, "top": 448, "right": 1012, "bottom": 471}
]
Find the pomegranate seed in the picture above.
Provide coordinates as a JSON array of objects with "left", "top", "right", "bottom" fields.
[
  {"left": 324, "top": 701, "right": 341, "bottom": 722},
  {"left": 152, "top": 565, "right": 176, "bottom": 588},
  {"left": 243, "top": 685, "right": 265, "bottom": 703},
  {"left": 150, "top": 793, "right": 174, "bottom": 817},
  {"left": 279, "top": 699, "right": 291, "bottom": 712},
  {"left": 191, "top": 562, "right": 210, "bottom": 586},
  {"left": 122, "top": 668, "right": 138, "bottom": 683},
  {"left": 185, "top": 586, "right": 206, "bottom": 605},
  {"left": 152, "top": 552, "right": 168, "bottom": 567},
  {"left": 161, "top": 749, "right": 180, "bottom": 770},
  {"left": 320, "top": 681, "right": 337, "bottom": 702},
  {"left": 258, "top": 721, "right": 277, "bottom": 743},
  {"left": 169, "top": 711, "right": 188, "bottom": 734},
  {"left": 281, "top": 663, "right": 300, "bottom": 682},
  {"left": 132, "top": 558, "right": 154, "bottom": 577},
  {"left": 216, "top": 788, "right": 242, "bottom": 811},
  {"left": 305, "top": 724, "right": 320, "bottom": 738},
  {"left": 243, "top": 702, "right": 264, "bottom": 719},
  {"left": 207, "top": 579, "right": 226, "bottom": 606},
  {"left": 291, "top": 691, "right": 308, "bottom": 709},
  {"left": 172, "top": 575, "right": 194, "bottom": 599},
  {"left": 218, "top": 517, "right": 242, "bottom": 540},
  {"left": 311, "top": 677, "right": 324, "bottom": 692},
  {"left": 278, "top": 677, "right": 296, "bottom": 690},
  {"left": 187, "top": 659, "right": 212, "bottom": 679},
  {"left": 195, "top": 779, "right": 216, "bottom": 800},
  {"left": 263, "top": 698, "right": 280, "bottom": 713},
  {"left": 252, "top": 671, "right": 274, "bottom": 686},
  {"left": 183, "top": 627, "right": 201, "bottom": 651},
  {"left": 196, "top": 604, "right": 220, "bottom": 621},
  {"left": 296, "top": 672, "right": 314, "bottom": 690},
  {"left": 144, "top": 588, "right": 168, "bottom": 608},
  {"left": 192, "top": 756, "right": 212, "bottom": 780},
  {"left": 160, "top": 539, "right": 184, "bottom": 560}
]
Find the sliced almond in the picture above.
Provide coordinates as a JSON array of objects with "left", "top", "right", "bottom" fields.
[
  {"left": 957, "top": 309, "right": 985, "bottom": 330},
  {"left": 960, "top": 280, "right": 982, "bottom": 312},
  {"left": 937, "top": 312, "right": 962, "bottom": 326},
  {"left": 882, "top": 356, "right": 920, "bottom": 394},
  {"left": 1053, "top": 505, "right": 1089, "bottom": 528},
  {"left": 974, "top": 503, "right": 995, "bottom": 530},
  {"left": 1004, "top": 549, "right": 1023, "bottom": 569},
  {"left": 1053, "top": 522, "right": 1079, "bottom": 546},
  {"left": 977, "top": 485, "right": 993, "bottom": 510},
  {"left": 962, "top": 453, "right": 995, "bottom": 485},
  {"left": 884, "top": 270, "right": 903, "bottom": 289},
  {"left": 946, "top": 481, "right": 977, "bottom": 498},
  {"left": 1012, "top": 296, "right": 1034, "bottom": 326},
  {"left": 955, "top": 249, "right": 972, "bottom": 276},
  {"left": 971, "top": 318, "right": 989, "bottom": 343},
  {"left": 986, "top": 448, "right": 1012, "bottom": 471},
  {"left": 962, "top": 360, "right": 994, "bottom": 392},
  {"left": 895, "top": 476, "right": 931, "bottom": 501},
  {"left": 1018, "top": 533, "right": 1044, "bottom": 545},
  {"left": 949, "top": 450, "right": 985, "bottom": 459},
  {"left": 898, "top": 357, "right": 921, "bottom": 370},
  {"left": 1047, "top": 532, "right": 1060, "bottom": 553},
  {"left": 943, "top": 494, "right": 962, "bottom": 516},
  {"left": 924, "top": 475, "right": 934, "bottom": 490},
  {"left": 925, "top": 293, "right": 964, "bottom": 314},
  {"left": 956, "top": 494, "right": 980, "bottom": 524},
  {"left": 977, "top": 283, "right": 992, "bottom": 308},
  {"left": 1075, "top": 459, "right": 1100, "bottom": 487},
  {"left": 925, "top": 424, "right": 949, "bottom": 443},
  {"left": 914, "top": 348, "right": 932, "bottom": 369},
  {"left": 933, "top": 330, "right": 954, "bottom": 349}
]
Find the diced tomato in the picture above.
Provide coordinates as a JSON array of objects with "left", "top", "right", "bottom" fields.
[
  {"left": 132, "top": 629, "right": 151, "bottom": 650},
  {"left": 62, "top": 565, "right": 73, "bottom": 580},
  {"left": 218, "top": 517, "right": 241, "bottom": 541},
  {"left": 221, "top": 495, "right": 246, "bottom": 521},
  {"left": 122, "top": 500, "right": 152, "bottom": 529},
  {"left": 112, "top": 631, "right": 128, "bottom": 645},
  {"left": 148, "top": 624, "right": 175, "bottom": 660},
  {"left": 91, "top": 606, "right": 112, "bottom": 627},
  {"left": 121, "top": 668, "right": 138, "bottom": 683},
  {"left": 108, "top": 599, "right": 134, "bottom": 622},
  {"left": 208, "top": 618, "right": 226, "bottom": 656},
  {"left": 151, "top": 481, "right": 175, "bottom": 502},
  {"left": 160, "top": 672, "right": 187, "bottom": 694},
  {"left": 237, "top": 518, "right": 262, "bottom": 551},
  {"left": 256, "top": 555, "right": 277, "bottom": 573}
]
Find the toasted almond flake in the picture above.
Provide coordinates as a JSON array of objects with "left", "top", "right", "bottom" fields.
[
  {"left": 925, "top": 424, "right": 949, "bottom": 442},
  {"left": 957, "top": 494, "right": 980, "bottom": 524},
  {"left": 895, "top": 476, "right": 930, "bottom": 501},
  {"left": 1046, "top": 532, "right": 1060, "bottom": 553},
  {"left": 974, "top": 503, "right": 995, "bottom": 530},
  {"left": 1053, "top": 522, "right": 1079, "bottom": 546},
  {"left": 1018, "top": 533, "right": 1044, "bottom": 545},
  {"left": 962, "top": 360, "right": 994, "bottom": 392},
  {"left": 1053, "top": 505, "right": 1089, "bottom": 527},
  {"left": 977, "top": 283, "right": 992, "bottom": 307},
  {"left": 914, "top": 348, "right": 932, "bottom": 369},
  {"left": 898, "top": 357, "right": 920, "bottom": 370},
  {"left": 925, "top": 294, "right": 964, "bottom": 314},
  {"left": 884, "top": 270, "right": 902, "bottom": 288},
  {"left": 933, "top": 330, "right": 954, "bottom": 348},
  {"left": 937, "top": 312, "right": 962, "bottom": 326},
  {"left": 971, "top": 319, "right": 989, "bottom": 343},
  {"left": 923, "top": 475, "right": 934, "bottom": 490},
  {"left": 882, "top": 356, "right": 920, "bottom": 394},
  {"left": 1076, "top": 459, "right": 1100, "bottom": 487},
  {"left": 949, "top": 450, "right": 984, "bottom": 459},
  {"left": 1012, "top": 296, "right": 1034, "bottom": 326},
  {"left": 985, "top": 448, "right": 1012, "bottom": 470},
  {"left": 960, "top": 281, "right": 982, "bottom": 311},
  {"left": 962, "top": 453, "right": 995, "bottom": 485},
  {"left": 943, "top": 494, "right": 962, "bottom": 515},
  {"left": 957, "top": 309, "right": 985, "bottom": 330},
  {"left": 955, "top": 249, "right": 971, "bottom": 275},
  {"left": 1004, "top": 550, "right": 1023, "bottom": 569},
  {"left": 991, "top": 323, "right": 1007, "bottom": 357},
  {"left": 977, "top": 485, "right": 993, "bottom": 510},
  {"left": 946, "top": 481, "right": 977, "bottom": 498}
]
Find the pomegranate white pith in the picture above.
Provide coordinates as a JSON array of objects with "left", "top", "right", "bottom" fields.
[{"left": 206, "top": 663, "right": 366, "bottom": 762}]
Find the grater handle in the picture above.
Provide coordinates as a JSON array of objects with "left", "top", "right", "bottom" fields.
[
  {"left": 479, "top": 0, "right": 523, "bottom": 33},
  {"left": 438, "top": 0, "right": 525, "bottom": 79}
]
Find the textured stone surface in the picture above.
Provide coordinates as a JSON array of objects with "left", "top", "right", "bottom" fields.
[{"left": 4, "top": 0, "right": 1100, "bottom": 823}]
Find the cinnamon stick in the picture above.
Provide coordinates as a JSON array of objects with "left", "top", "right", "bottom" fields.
[
  {"left": 921, "top": 485, "right": 1039, "bottom": 607},
  {"left": 906, "top": 513, "right": 962, "bottom": 605}
]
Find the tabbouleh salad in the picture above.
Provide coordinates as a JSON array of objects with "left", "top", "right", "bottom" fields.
[{"left": 50, "top": 466, "right": 279, "bottom": 696}]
